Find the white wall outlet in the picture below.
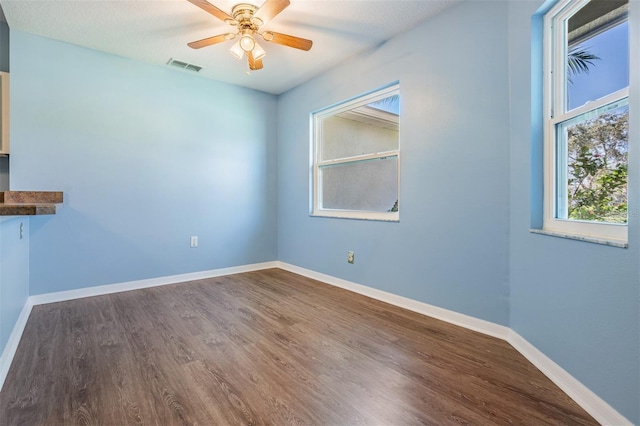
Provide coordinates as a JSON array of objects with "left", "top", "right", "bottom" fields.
[
  {"left": 347, "top": 251, "right": 355, "bottom": 264},
  {"left": 190, "top": 236, "right": 198, "bottom": 248}
]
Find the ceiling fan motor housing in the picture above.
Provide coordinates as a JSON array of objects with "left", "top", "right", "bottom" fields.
[{"left": 231, "top": 4, "right": 263, "bottom": 29}]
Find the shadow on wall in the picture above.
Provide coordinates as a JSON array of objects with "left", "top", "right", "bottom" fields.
[{"left": 0, "top": 157, "right": 7, "bottom": 191}]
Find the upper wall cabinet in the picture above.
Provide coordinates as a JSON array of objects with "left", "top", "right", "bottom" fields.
[{"left": 0, "top": 72, "right": 8, "bottom": 156}]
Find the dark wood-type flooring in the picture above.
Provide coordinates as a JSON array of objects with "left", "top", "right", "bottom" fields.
[{"left": 0, "top": 268, "right": 597, "bottom": 425}]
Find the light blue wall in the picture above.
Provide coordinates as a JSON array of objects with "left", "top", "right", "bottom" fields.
[
  {"left": 277, "top": 0, "right": 511, "bottom": 325},
  {"left": 508, "top": 1, "right": 639, "bottom": 423},
  {"left": 9, "top": 31, "right": 278, "bottom": 295},
  {"left": 0, "top": 217, "right": 29, "bottom": 353}
]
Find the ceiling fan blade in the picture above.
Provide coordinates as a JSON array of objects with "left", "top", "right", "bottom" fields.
[
  {"left": 186, "top": 0, "right": 234, "bottom": 23},
  {"left": 254, "top": 0, "right": 290, "bottom": 23},
  {"left": 188, "top": 33, "right": 235, "bottom": 49},
  {"left": 248, "top": 51, "right": 264, "bottom": 70},
  {"left": 262, "top": 31, "right": 312, "bottom": 51}
]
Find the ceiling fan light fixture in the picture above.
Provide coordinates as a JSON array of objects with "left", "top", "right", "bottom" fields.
[
  {"left": 186, "top": 0, "right": 312, "bottom": 71},
  {"left": 252, "top": 41, "right": 266, "bottom": 60},
  {"left": 229, "top": 40, "right": 244, "bottom": 59},
  {"left": 239, "top": 34, "right": 256, "bottom": 52}
]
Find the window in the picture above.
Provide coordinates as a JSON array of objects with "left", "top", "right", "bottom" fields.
[
  {"left": 311, "top": 84, "right": 400, "bottom": 221},
  {"left": 543, "top": 0, "right": 629, "bottom": 244}
]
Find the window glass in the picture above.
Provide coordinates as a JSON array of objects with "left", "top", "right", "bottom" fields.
[
  {"left": 556, "top": 99, "right": 628, "bottom": 222},
  {"left": 566, "top": 13, "right": 629, "bottom": 111},
  {"left": 321, "top": 98, "right": 399, "bottom": 161},
  {"left": 320, "top": 156, "right": 398, "bottom": 212}
]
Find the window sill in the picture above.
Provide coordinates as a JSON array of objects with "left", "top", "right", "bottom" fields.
[
  {"left": 311, "top": 211, "right": 399, "bottom": 222},
  {"left": 529, "top": 228, "right": 628, "bottom": 248}
]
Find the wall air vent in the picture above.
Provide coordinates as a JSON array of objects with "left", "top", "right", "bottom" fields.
[{"left": 167, "top": 58, "right": 202, "bottom": 73}]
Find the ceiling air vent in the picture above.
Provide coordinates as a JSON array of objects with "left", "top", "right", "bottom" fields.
[{"left": 167, "top": 58, "right": 203, "bottom": 73}]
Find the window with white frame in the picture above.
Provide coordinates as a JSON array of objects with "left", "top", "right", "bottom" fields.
[
  {"left": 544, "top": 0, "right": 630, "bottom": 244},
  {"left": 311, "top": 84, "right": 400, "bottom": 221}
]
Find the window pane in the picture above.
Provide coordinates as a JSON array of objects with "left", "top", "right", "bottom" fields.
[
  {"left": 556, "top": 99, "right": 628, "bottom": 223},
  {"left": 320, "top": 156, "right": 398, "bottom": 212},
  {"left": 566, "top": 0, "right": 628, "bottom": 111},
  {"left": 367, "top": 95, "right": 400, "bottom": 115},
  {"left": 321, "top": 96, "right": 399, "bottom": 161}
]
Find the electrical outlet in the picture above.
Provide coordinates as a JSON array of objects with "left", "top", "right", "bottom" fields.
[
  {"left": 190, "top": 236, "right": 198, "bottom": 248},
  {"left": 347, "top": 251, "right": 355, "bottom": 264}
]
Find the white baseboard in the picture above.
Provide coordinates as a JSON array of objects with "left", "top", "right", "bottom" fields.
[
  {"left": 508, "top": 331, "right": 631, "bottom": 426},
  {"left": 0, "top": 298, "right": 33, "bottom": 392},
  {"left": 0, "top": 260, "right": 631, "bottom": 425},
  {"left": 276, "top": 261, "right": 631, "bottom": 426},
  {"left": 29, "top": 261, "right": 279, "bottom": 305},
  {"left": 276, "top": 262, "right": 510, "bottom": 340}
]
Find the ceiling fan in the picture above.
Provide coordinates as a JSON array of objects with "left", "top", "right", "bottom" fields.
[{"left": 186, "top": 0, "right": 313, "bottom": 71}]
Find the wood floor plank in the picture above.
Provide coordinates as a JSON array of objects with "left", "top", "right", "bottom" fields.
[
  {"left": 0, "top": 268, "right": 599, "bottom": 425},
  {"left": 109, "top": 289, "right": 209, "bottom": 425},
  {"left": 0, "top": 305, "right": 62, "bottom": 425}
]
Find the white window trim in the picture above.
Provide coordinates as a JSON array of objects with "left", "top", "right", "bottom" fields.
[
  {"left": 542, "top": 0, "right": 629, "bottom": 245},
  {"left": 310, "top": 83, "right": 400, "bottom": 221}
]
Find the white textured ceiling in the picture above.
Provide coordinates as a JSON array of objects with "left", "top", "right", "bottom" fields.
[{"left": 0, "top": 0, "right": 459, "bottom": 94}]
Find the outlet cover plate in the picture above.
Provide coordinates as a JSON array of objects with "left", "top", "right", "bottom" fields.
[{"left": 347, "top": 251, "right": 355, "bottom": 264}]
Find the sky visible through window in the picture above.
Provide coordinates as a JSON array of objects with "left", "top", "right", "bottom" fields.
[
  {"left": 568, "top": 20, "right": 629, "bottom": 110},
  {"left": 368, "top": 95, "right": 400, "bottom": 115}
]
